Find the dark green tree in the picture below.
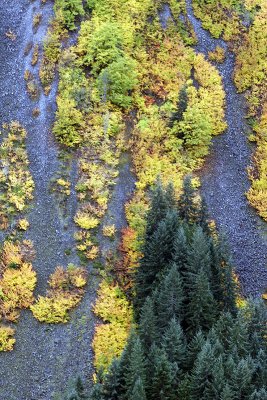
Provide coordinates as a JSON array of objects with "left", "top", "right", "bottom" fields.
[
  {"left": 125, "top": 337, "right": 146, "bottom": 399},
  {"left": 178, "top": 176, "right": 199, "bottom": 224},
  {"left": 155, "top": 264, "right": 185, "bottom": 329},
  {"left": 149, "top": 348, "right": 176, "bottom": 400},
  {"left": 129, "top": 377, "right": 147, "bottom": 400},
  {"left": 162, "top": 318, "right": 186, "bottom": 369},
  {"left": 135, "top": 211, "right": 180, "bottom": 313},
  {"left": 139, "top": 296, "right": 158, "bottom": 353},
  {"left": 102, "top": 359, "right": 123, "bottom": 400}
]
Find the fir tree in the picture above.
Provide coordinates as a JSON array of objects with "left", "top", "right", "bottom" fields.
[
  {"left": 186, "top": 267, "right": 218, "bottom": 333},
  {"left": 178, "top": 175, "right": 199, "bottom": 224},
  {"left": 149, "top": 348, "right": 176, "bottom": 400},
  {"left": 125, "top": 337, "right": 146, "bottom": 399},
  {"left": 162, "top": 318, "right": 186, "bottom": 368},
  {"left": 172, "top": 226, "right": 188, "bottom": 272},
  {"left": 249, "top": 388, "right": 267, "bottom": 400},
  {"left": 102, "top": 359, "right": 123, "bottom": 400},
  {"left": 139, "top": 296, "right": 158, "bottom": 352},
  {"left": 186, "top": 330, "right": 205, "bottom": 370},
  {"left": 135, "top": 211, "right": 180, "bottom": 312},
  {"left": 130, "top": 377, "right": 147, "bottom": 400},
  {"left": 155, "top": 264, "right": 185, "bottom": 330}
]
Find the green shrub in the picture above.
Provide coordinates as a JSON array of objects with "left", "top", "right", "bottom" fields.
[{"left": 54, "top": 0, "right": 84, "bottom": 30}]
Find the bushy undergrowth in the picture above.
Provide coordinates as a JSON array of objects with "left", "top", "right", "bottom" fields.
[
  {"left": 192, "top": 0, "right": 244, "bottom": 40},
  {"left": 0, "top": 122, "right": 34, "bottom": 229},
  {"left": 92, "top": 280, "right": 133, "bottom": 371},
  {"left": 31, "top": 264, "right": 87, "bottom": 323}
]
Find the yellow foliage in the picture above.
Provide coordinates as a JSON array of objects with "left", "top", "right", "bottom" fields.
[
  {"left": 102, "top": 224, "right": 116, "bottom": 238},
  {"left": 17, "top": 218, "right": 30, "bottom": 231},
  {"left": 0, "top": 325, "right": 15, "bottom": 351},
  {"left": 92, "top": 280, "right": 133, "bottom": 371}
]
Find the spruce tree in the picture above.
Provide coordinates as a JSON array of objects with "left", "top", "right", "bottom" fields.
[
  {"left": 186, "top": 267, "right": 217, "bottom": 334},
  {"left": 229, "top": 357, "right": 255, "bottom": 399},
  {"left": 162, "top": 318, "right": 186, "bottom": 368},
  {"left": 102, "top": 359, "right": 123, "bottom": 400},
  {"left": 150, "top": 348, "right": 176, "bottom": 400},
  {"left": 124, "top": 337, "right": 146, "bottom": 399},
  {"left": 186, "top": 330, "right": 205, "bottom": 370},
  {"left": 220, "top": 384, "right": 235, "bottom": 400},
  {"left": 139, "top": 296, "right": 158, "bottom": 352},
  {"left": 130, "top": 377, "right": 147, "bottom": 400},
  {"left": 145, "top": 179, "right": 174, "bottom": 239},
  {"left": 189, "top": 340, "right": 219, "bottom": 400},
  {"left": 178, "top": 175, "right": 199, "bottom": 224},
  {"left": 249, "top": 388, "right": 267, "bottom": 400},
  {"left": 172, "top": 226, "right": 188, "bottom": 272},
  {"left": 155, "top": 264, "right": 185, "bottom": 330},
  {"left": 135, "top": 211, "right": 180, "bottom": 312}
]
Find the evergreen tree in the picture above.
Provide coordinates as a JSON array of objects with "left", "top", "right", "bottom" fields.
[
  {"left": 145, "top": 179, "right": 175, "bottom": 239},
  {"left": 130, "top": 377, "right": 147, "bottom": 400},
  {"left": 149, "top": 348, "right": 176, "bottom": 400},
  {"left": 186, "top": 267, "right": 218, "bottom": 333},
  {"left": 178, "top": 176, "right": 199, "bottom": 224},
  {"left": 189, "top": 340, "right": 217, "bottom": 400},
  {"left": 135, "top": 211, "right": 180, "bottom": 312},
  {"left": 124, "top": 337, "right": 146, "bottom": 399},
  {"left": 102, "top": 359, "right": 123, "bottom": 400},
  {"left": 186, "top": 330, "right": 205, "bottom": 370},
  {"left": 162, "top": 318, "right": 186, "bottom": 368},
  {"left": 155, "top": 264, "right": 185, "bottom": 330},
  {"left": 220, "top": 384, "right": 235, "bottom": 400},
  {"left": 229, "top": 357, "right": 255, "bottom": 399},
  {"left": 172, "top": 226, "right": 188, "bottom": 272},
  {"left": 139, "top": 296, "right": 158, "bottom": 352},
  {"left": 67, "top": 377, "right": 87, "bottom": 400}
]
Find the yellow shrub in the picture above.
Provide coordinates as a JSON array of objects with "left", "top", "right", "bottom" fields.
[
  {"left": 93, "top": 322, "right": 130, "bottom": 372},
  {"left": 31, "top": 294, "right": 79, "bottom": 323},
  {"left": 74, "top": 212, "right": 99, "bottom": 230},
  {"left": 17, "top": 218, "right": 30, "bottom": 231},
  {"left": 0, "top": 325, "right": 15, "bottom": 351},
  {"left": 102, "top": 224, "right": 116, "bottom": 238}
]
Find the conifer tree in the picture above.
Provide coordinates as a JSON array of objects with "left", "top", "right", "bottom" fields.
[
  {"left": 139, "top": 296, "right": 158, "bottom": 353},
  {"left": 149, "top": 348, "right": 176, "bottom": 400},
  {"left": 178, "top": 175, "right": 199, "bottom": 224},
  {"left": 186, "top": 330, "right": 205, "bottom": 370},
  {"left": 155, "top": 264, "right": 185, "bottom": 330},
  {"left": 220, "top": 384, "right": 235, "bottom": 400},
  {"left": 249, "top": 388, "right": 267, "bottom": 400},
  {"left": 102, "top": 359, "right": 123, "bottom": 400},
  {"left": 162, "top": 318, "right": 186, "bottom": 369},
  {"left": 186, "top": 267, "right": 217, "bottom": 333},
  {"left": 135, "top": 211, "right": 180, "bottom": 312},
  {"left": 172, "top": 226, "right": 188, "bottom": 272},
  {"left": 190, "top": 340, "right": 219, "bottom": 400},
  {"left": 145, "top": 179, "right": 174, "bottom": 239},
  {"left": 130, "top": 377, "right": 147, "bottom": 400},
  {"left": 125, "top": 337, "right": 146, "bottom": 399},
  {"left": 230, "top": 357, "right": 255, "bottom": 399}
]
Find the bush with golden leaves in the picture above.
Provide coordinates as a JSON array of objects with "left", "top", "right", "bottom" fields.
[
  {"left": 0, "top": 326, "right": 15, "bottom": 351},
  {"left": 31, "top": 265, "right": 87, "bottom": 323}
]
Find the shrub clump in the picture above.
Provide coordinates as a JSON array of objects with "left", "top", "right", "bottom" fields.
[{"left": 31, "top": 264, "right": 87, "bottom": 323}]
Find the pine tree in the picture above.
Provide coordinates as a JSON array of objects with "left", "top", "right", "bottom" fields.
[
  {"left": 155, "top": 264, "right": 185, "bottom": 330},
  {"left": 189, "top": 340, "right": 219, "bottom": 400},
  {"left": 230, "top": 357, "right": 255, "bottom": 399},
  {"left": 139, "top": 296, "right": 158, "bottom": 352},
  {"left": 186, "top": 330, "right": 205, "bottom": 370},
  {"left": 186, "top": 267, "right": 218, "bottom": 333},
  {"left": 220, "top": 384, "right": 235, "bottom": 400},
  {"left": 149, "top": 348, "right": 176, "bottom": 400},
  {"left": 135, "top": 211, "right": 180, "bottom": 312},
  {"left": 67, "top": 377, "right": 87, "bottom": 400},
  {"left": 253, "top": 349, "right": 267, "bottom": 388},
  {"left": 130, "top": 377, "right": 147, "bottom": 400},
  {"left": 162, "top": 318, "right": 186, "bottom": 368},
  {"left": 185, "top": 226, "right": 211, "bottom": 277},
  {"left": 145, "top": 179, "right": 174, "bottom": 239},
  {"left": 172, "top": 226, "right": 188, "bottom": 272},
  {"left": 125, "top": 337, "right": 146, "bottom": 399},
  {"left": 178, "top": 176, "right": 199, "bottom": 224},
  {"left": 197, "top": 198, "right": 211, "bottom": 234},
  {"left": 102, "top": 359, "right": 123, "bottom": 400}
]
